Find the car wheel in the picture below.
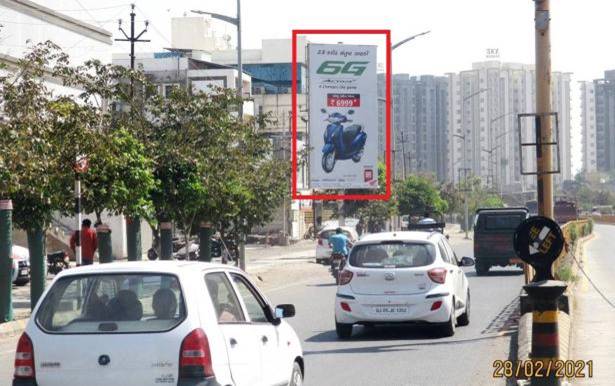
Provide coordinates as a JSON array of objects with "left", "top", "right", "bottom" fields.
[
  {"left": 289, "top": 361, "right": 303, "bottom": 386},
  {"left": 439, "top": 300, "right": 456, "bottom": 337},
  {"left": 335, "top": 321, "right": 353, "bottom": 339},
  {"left": 475, "top": 264, "right": 489, "bottom": 276},
  {"left": 457, "top": 290, "right": 470, "bottom": 326}
]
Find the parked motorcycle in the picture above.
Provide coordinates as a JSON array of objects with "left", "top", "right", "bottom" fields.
[
  {"left": 320, "top": 108, "right": 367, "bottom": 173},
  {"left": 47, "top": 251, "right": 69, "bottom": 275}
]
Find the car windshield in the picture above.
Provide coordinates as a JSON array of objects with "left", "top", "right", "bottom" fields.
[
  {"left": 483, "top": 214, "right": 526, "bottom": 230},
  {"left": 349, "top": 242, "right": 436, "bottom": 268},
  {"left": 36, "top": 273, "right": 186, "bottom": 334}
]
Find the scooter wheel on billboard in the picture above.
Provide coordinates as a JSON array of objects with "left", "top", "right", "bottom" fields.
[{"left": 308, "top": 43, "right": 379, "bottom": 190}]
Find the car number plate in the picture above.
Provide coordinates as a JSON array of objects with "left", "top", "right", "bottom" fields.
[
  {"left": 374, "top": 306, "right": 408, "bottom": 314},
  {"left": 20, "top": 269, "right": 28, "bottom": 276}
]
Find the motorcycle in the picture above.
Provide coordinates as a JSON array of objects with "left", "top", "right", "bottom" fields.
[
  {"left": 329, "top": 252, "right": 346, "bottom": 285},
  {"left": 320, "top": 108, "right": 367, "bottom": 173},
  {"left": 47, "top": 251, "right": 69, "bottom": 275}
]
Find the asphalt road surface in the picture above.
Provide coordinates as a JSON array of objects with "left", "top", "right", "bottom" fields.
[
  {"left": 0, "top": 236, "right": 524, "bottom": 386},
  {"left": 266, "top": 237, "right": 524, "bottom": 386}
]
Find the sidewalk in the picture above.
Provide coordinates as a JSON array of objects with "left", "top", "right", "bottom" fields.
[{"left": 572, "top": 224, "right": 615, "bottom": 384}]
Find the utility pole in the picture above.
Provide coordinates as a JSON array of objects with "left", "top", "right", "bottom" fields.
[
  {"left": 116, "top": 4, "right": 149, "bottom": 261},
  {"left": 535, "top": 0, "right": 554, "bottom": 219},
  {"left": 115, "top": 4, "right": 150, "bottom": 97}
]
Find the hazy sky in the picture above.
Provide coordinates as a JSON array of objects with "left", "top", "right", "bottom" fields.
[{"left": 39, "top": 0, "right": 615, "bottom": 173}]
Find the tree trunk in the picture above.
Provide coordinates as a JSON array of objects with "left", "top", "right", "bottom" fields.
[
  {"left": 27, "top": 227, "right": 46, "bottom": 310},
  {"left": 0, "top": 199, "right": 13, "bottom": 322},
  {"left": 198, "top": 222, "right": 213, "bottom": 262},
  {"left": 126, "top": 216, "right": 142, "bottom": 261}
]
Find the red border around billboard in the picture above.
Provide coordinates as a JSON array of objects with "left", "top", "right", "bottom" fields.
[{"left": 291, "top": 29, "right": 391, "bottom": 201}]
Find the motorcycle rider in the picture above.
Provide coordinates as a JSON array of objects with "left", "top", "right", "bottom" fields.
[{"left": 328, "top": 227, "right": 353, "bottom": 272}]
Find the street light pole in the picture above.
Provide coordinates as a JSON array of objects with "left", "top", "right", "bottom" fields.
[
  {"left": 456, "top": 88, "right": 488, "bottom": 239},
  {"left": 454, "top": 133, "right": 469, "bottom": 239},
  {"left": 192, "top": 0, "right": 243, "bottom": 118},
  {"left": 390, "top": 31, "right": 431, "bottom": 182}
]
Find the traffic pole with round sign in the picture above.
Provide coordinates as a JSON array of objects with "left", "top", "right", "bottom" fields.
[
  {"left": 513, "top": 216, "right": 565, "bottom": 282},
  {"left": 515, "top": 216, "right": 568, "bottom": 385}
]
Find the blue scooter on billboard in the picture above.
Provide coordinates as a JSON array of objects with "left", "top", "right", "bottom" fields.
[{"left": 320, "top": 108, "right": 367, "bottom": 173}]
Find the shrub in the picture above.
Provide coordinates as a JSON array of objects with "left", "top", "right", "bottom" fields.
[
  {"left": 555, "top": 264, "right": 578, "bottom": 283},
  {"left": 568, "top": 224, "right": 578, "bottom": 246}
]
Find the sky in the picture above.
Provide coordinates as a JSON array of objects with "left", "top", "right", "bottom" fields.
[{"left": 31, "top": 0, "right": 615, "bottom": 173}]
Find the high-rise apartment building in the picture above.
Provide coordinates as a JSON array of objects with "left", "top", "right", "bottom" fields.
[
  {"left": 378, "top": 74, "right": 449, "bottom": 182},
  {"left": 447, "top": 61, "right": 572, "bottom": 194},
  {"left": 580, "top": 81, "right": 597, "bottom": 173}
]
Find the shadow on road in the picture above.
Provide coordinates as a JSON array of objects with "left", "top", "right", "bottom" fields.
[
  {"left": 304, "top": 326, "right": 514, "bottom": 355},
  {"left": 306, "top": 283, "right": 337, "bottom": 288}
]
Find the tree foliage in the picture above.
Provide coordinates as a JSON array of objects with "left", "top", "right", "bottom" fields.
[{"left": 396, "top": 175, "right": 448, "bottom": 216}]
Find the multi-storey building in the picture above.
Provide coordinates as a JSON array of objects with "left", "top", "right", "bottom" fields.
[
  {"left": 594, "top": 71, "right": 615, "bottom": 172},
  {"left": 447, "top": 61, "right": 572, "bottom": 194},
  {"left": 377, "top": 74, "right": 449, "bottom": 182},
  {"left": 580, "top": 81, "right": 597, "bottom": 173}
]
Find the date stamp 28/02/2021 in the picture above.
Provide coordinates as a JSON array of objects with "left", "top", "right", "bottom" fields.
[{"left": 492, "top": 360, "right": 593, "bottom": 379}]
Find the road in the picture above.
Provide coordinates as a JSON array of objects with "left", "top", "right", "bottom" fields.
[
  {"left": 267, "top": 236, "right": 524, "bottom": 386},
  {"left": 0, "top": 236, "right": 524, "bottom": 385}
]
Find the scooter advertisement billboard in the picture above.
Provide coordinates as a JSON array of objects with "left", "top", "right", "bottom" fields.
[{"left": 308, "top": 43, "right": 379, "bottom": 190}]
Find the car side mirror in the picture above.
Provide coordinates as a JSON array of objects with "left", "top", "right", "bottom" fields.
[
  {"left": 460, "top": 256, "right": 475, "bottom": 267},
  {"left": 275, "top": 304, "right": 295, "bottom": 318}
]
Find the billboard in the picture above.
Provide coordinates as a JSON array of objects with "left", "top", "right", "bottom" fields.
[{"left": 308, "top": 43, "right": 378, "bottom": 190}]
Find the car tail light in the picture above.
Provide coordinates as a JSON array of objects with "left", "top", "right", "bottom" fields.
[
  {"left": 338, "top": 270, "right": 353, "bottom": 285},
  {"left": 427, "top": 268, "right": 447, "bottom": 284},
  {"left": 179, "top": 329, "right": 214, "bottom": 379},
  {"left": 340, "top": 302, "right": 352, "bottom": 312},
  {"left": 430, "top": 301, "right": 443, "bottom": 311},
  {"left": 14, "top": 333, "right": 35, "bottom": 379}
]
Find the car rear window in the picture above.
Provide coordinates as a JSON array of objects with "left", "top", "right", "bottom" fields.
[
  {"left": 349, "top": 242, "right": 435, "bottom": 268},
  {"left": 36, "top": 273, "right": 186, "bottom": 334},
  {"left": 319, "top": 230, "right": 352, "bottom": 240},
  {"left": 482, "top": 214, "right": 525, "bottom": 230}
]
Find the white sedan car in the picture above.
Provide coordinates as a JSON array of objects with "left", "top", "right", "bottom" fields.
[
  {"left": 13, "top": 261, "right": 303, "bottom": 386},
  {"left": 334, "top": 231, "right": 475, "bottom": 338}
]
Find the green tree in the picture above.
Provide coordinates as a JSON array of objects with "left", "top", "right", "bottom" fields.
[
  {"left": 355, "top": 163, "right": 397, "bottom": 232},
  {"left": 396, "top": 175, "right": 448, "bottom": 216},
  {"left": 0, "top": 42, "right": 98, "bottom": 305}
]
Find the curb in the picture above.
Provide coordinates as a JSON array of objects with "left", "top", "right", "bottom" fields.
[{"left": 0, "top": 318, "right": 28, "bottom": 339}]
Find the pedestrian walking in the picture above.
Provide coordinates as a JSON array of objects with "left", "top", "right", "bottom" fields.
[{"left": 70, "top": 218, "right": 98, "bottom": 265}]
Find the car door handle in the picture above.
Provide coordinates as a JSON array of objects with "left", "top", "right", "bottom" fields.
[
  {"left": 230, "top": 338, "right": 238, "bottom": 346},
  {"left": 261, "top": 335, "right": 268, "bottom": 344}
]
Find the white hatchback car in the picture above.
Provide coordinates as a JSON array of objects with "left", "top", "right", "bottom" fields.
[
  {"left": 13, "top": 261, "right": 303, "bottom": 386},
  {"left": 334, "top": 231, "right": 475, "bottom": 338}
]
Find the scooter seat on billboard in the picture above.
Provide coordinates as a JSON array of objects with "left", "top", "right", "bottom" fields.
[{"left": 308, "top": 43, "right": 379, "bottom": 190}]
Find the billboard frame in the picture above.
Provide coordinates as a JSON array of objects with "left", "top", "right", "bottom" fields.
[{"left": 291, "top": 29, "right": 392, "bottom": 201}]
